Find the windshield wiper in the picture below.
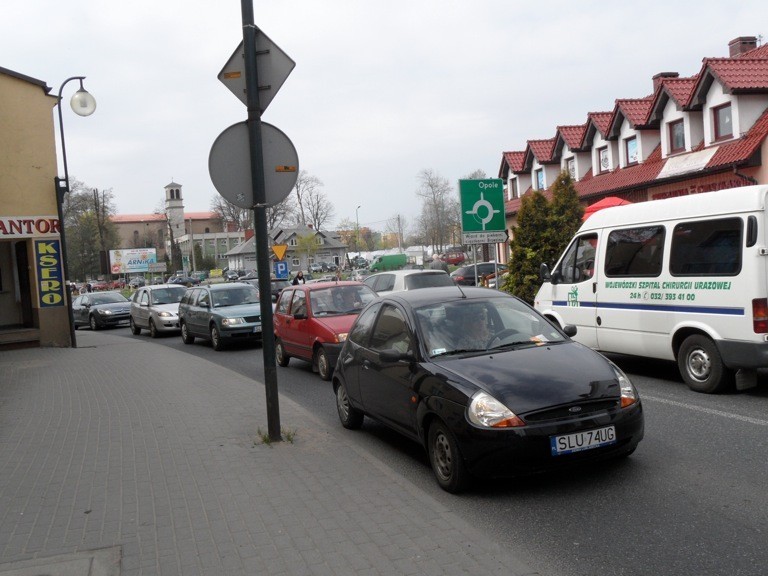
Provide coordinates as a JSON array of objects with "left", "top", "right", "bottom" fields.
[{"left": 431, "top": 348, "right": 486, "bottom": 358}]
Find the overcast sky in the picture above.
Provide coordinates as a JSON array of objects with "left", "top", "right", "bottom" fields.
[{"left": 3, "top": 1, "right": 764, "bottom": 232}]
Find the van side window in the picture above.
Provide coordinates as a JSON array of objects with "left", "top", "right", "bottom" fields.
[
  {"left": 670, "top": 218, "right": 742, "bottom": 276},
  {"left": 605, "top": 226, "right": 665, "bottom": 277},
  {"left": 558, "top": 234, "right": 598, "bottom": 283}
]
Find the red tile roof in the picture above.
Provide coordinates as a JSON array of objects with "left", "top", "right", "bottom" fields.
[
  {"left": 586, "top": 112, "right": 613, "bottom": 140},
  {"left": 503, "top": 151, "right": 526, "bottom": 173},
  {"left": 708, "top": 107, "right": 768, "bottom": 168},
  {"left": 737, "top": 43, "right": 768, "bottom": 59},
  {"left": 661, "top": 77, "right": 698, "bottom": 106},
  {"left": 526, "top": 138, "right": 557, "bottom": 164},
  {"left": 704, "top": 58, "right": 768, "bottom": 91},
  {"left": 556, "top": 124, "right": 588, "bottom": 151},
  {"left": 111, "top": 213, "right": 166, "bottom": 223},
  {"left": 614, "top": 97, "right": 654, "bottom": 128}
]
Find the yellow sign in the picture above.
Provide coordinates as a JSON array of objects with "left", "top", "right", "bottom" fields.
[
  {"left": 275, "top": 165, "right": 297, "bottom": 172},
  {"left": 272, "top": 244, "right": 288, "bottom": 260}
]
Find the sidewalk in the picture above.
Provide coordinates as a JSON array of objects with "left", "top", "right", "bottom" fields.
[{"left": 0, "top": 331, "right": 538, "bottom": 576}]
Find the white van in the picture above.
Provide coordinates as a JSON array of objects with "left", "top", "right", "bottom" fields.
[{"left": 535, "top": 185, "right": 768, "bottom": 394}]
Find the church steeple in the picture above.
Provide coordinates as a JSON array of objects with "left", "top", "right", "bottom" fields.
[{"left": 164, "top": 181, "right": 185, "bottom": 242}]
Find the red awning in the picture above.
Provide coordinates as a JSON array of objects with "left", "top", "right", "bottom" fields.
[{"left": 583, "top": 196, "right": 632, "bottom": 220}]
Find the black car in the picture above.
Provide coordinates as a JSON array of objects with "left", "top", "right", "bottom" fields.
[
  {"left": 332, "top": 286, "right": 643, "bottom": 493},
  {"left": 450, "top": 262, "right": 508, "bottom": 286},
  {"left": 72, "top": 292, "right": 132, "bottom": 330},
  {"left": 168, "top": 276, "right": 201, "bottom": 287}
]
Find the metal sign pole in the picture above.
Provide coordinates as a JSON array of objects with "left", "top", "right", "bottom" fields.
[{"left": 241, "top": 0, "right": 281, "bottom": 441}]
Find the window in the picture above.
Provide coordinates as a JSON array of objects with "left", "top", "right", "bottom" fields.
[
  {"left": 508, "top": 178, "right": 518, "bottom": 200},
  {"left": 370, "top": 305, "right": 412, "bottom": 353},
  {"left": 316, "top": 236, "right": 324, "bottom": 245},
  {"left": 290, "top": 290, "right": 307, "bottom": 316},
  {"left": 670, "top": 218, "right": 742, "bottom": 276},
  {"left": 276, "top": 290, "right": 292, "bottom": 313},
  {"left": 605, "top": 226, "right": 665, "bottom": 277},
  {"left": 713, "top": 103, "right": 733, "bottom": 140},
  {"left": 557, "top": 234, "right": 597, "bottom": 283},
  {"left": 348, "top": 303, "right": 381, "bottom": 345},
  {"left": 291, "top": 258, "right": 300, "bottom": 267},
  {"left": 598, "top": 147, "right": 610, "bottom": 173},
  {"left": 669, "top": 119, "right": 685, "bottom": 153},
  {"left": 535, "top": 168, "right": 545, "bottom": 190},
  {"left": 566, "top": 157, "right": 576, "bottom": 180},
  {"left": 288, "top": 238, "right": 298, "bottom": 246},
  {"left": 205, "top": 227, "right": 210, "bottom": 234},
  {"left": 625, "top": 137, "right": 638, "bottom": 165}
]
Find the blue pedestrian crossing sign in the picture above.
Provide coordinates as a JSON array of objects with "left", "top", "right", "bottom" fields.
[{"left": 274, "top": 261, "right": 289, "bottom": 279}]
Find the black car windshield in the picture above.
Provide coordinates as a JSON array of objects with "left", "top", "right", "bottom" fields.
[
  {"left": 212, "top": 286, "right": 259, "bottom": 307},
  {"left": 91, "top": 292, "right": 129, "bottom": 304},
  {"left": 310, "top": 285, "right": 377, "bottom": 316},
  {"left": 414, "top": 297, "right": 567, "bottom": 357}
]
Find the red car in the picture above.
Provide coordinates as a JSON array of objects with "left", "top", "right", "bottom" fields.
[
  {"left": 440, "top": 251, "right": 466, "bottom": 265},
  {"left": 273, "top": 281, "right": 377, "bottom": 380}
]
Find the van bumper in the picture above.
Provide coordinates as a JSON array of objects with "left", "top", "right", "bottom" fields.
[{"left": 718, "top": 339, "right": 768, "bottom": 369}]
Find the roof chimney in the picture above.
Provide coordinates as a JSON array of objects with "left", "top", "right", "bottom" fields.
[
  {"left": 729, "top": 36, "right": 757, "bottom": 57},
  {"left": 652, "top": 72, "right": 679, "bottom": 91}
]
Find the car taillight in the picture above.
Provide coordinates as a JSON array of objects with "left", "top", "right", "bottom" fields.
[{"left": 753, "top": 298, "right": 768, "bottom": 333}]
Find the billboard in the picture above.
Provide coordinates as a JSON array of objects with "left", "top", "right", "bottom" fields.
[{"left": 109, "top": 248, "right": 157, "bottom": 274}]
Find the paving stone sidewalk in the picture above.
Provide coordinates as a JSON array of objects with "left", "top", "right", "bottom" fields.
[{"left": 0, "top": 331, "right": 538, "bottom": 575}]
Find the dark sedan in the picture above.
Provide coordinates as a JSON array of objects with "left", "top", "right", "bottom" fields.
[
  {"left": 72, "top": 292, "right": 132, "bottom": 330},
  {"left": 332, "top": 286, "right": 644, "bottom": 493}
]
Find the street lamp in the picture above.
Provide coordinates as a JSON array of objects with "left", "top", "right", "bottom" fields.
[
  {"left": 355, "top": 205, "right": 361, "bottom": 255},
  {"left": 55, "top": 76, "right": 97, "bottom": 348}
]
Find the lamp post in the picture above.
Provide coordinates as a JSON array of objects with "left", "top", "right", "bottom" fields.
[
  {"left": 355, "top": 205, "right": 361, "bottom": 255},
  {"left": 54, "top": 76, "right": 97, "bottom": 348}
]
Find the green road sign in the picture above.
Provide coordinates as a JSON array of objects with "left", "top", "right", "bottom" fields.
[{"left": 459, "top": 179, "right": 506, "bottom": 244}]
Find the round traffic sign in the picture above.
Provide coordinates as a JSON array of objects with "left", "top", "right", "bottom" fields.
[{"left": 209, "top": 121, "right": 299, "bottom": 209}]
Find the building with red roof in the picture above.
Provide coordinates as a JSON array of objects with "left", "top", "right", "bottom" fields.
[{"left": 499, "top": 36, "right": 768, "bottom": 244}]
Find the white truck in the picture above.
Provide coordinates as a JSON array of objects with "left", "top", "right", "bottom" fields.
[{"left": 535, "top": 185, "right": 768, "bottom": 393}]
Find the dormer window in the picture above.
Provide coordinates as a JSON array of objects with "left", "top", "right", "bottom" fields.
[
  {"left": 566, "top": 158, "right": 576, "bottom": 180},
  {"left": 315, "top": 236, "right": 324, "bottom": 245},
  {"left": 508, "top": 178, "right": 518, "bottom": 199},
  {"left": 288, "top": 238, "right": 297, "bottom": 246},
  {"left": 713, "top": 103, "right": 733, "bottom": 141},
  {"left": 535, "top": 168, "right": 545, "bottom": 190},
  {"left": 597, "top": 147, "right": 610, "bottom": 173},
  {"left": 669, "top": 119, "right": 685, "bottom": 154},
  {"left": 625, "top": 137, "right": 638, "bottom": 166}
]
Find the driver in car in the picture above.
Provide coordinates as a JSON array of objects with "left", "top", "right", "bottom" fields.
[{"left": 454, "top": 307, "right": 491, "bottom": 350}]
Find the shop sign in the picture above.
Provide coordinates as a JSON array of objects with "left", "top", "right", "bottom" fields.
[
  {"left": 35, "top": 239, "right": 65, "bottom": 307},
  {"left": 109, "top": 248, "right": 158, "bottom": 273},
  {"left": 0, "top": 216, "right": 60, "bottom": 238}
]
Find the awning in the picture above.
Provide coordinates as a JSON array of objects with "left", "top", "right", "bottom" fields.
[{"left": 583, "top": 196, "right": 632, "bottom": 220}]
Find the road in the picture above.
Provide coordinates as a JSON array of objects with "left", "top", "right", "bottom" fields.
[{"left": 114, "top": 329, "right": 768, "bottom": 576}]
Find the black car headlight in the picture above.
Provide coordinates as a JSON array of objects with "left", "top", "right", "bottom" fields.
[
  {"left": 613, "top": 364, "right": 639, "bottom": 408},
  {"left": 467, "top": 391, "right": 525, "bottom": 428},
  {"left": 97, "top": 309, "right": 112, "bottom": 315}
]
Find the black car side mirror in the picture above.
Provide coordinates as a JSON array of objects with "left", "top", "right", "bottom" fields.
[
  {"left": 539, "top": 263, "right": 551, "bottom": 282},
  {"left": 562, "top": 324, "right": 577, "bottom": 337}
]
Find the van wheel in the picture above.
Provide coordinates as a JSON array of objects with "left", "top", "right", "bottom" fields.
[{"left": 678, "top": 334, "right": 733, "bottom": 393}]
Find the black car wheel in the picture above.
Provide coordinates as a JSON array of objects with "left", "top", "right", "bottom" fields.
[
  {"left": 210, "top": 324, "right": 224, "bottom": 351},
  {"left": 275, "top": 339, "right": 290, "bottom": 367},
  {"left": 130, "top": 317, "right": 141, "bottom": 335},
  {"left": 427, "top": 420, "right": 468, "bottom": 493},
  {"left": 335, "top": 380, "right": 363, "bottom": 429},
  {"left": 180, "top": 321, "right": 194, "bottom": 345},
  {"left": 89, "top": 315, "right": 99, "bottom": 331},
  {"left": 316, "top": 347, "right": 332, "bottom": 381},
  {"left": 149, "top": 319, "right": 158, "bottom": 338},
  {"left": 678, "top": 334, "right": 733, "bottom": 393}
]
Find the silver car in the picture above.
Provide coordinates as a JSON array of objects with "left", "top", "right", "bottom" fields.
[{"left": 130, "top": 284, "right": 187, "bottom": 338}]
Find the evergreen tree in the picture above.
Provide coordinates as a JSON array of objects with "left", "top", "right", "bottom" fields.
[
  {"left": 503, "top": 190, "right": 550, "bottom": 304},
  {"left": 547, "top": 171, "right": 584, "bottom": 266}
]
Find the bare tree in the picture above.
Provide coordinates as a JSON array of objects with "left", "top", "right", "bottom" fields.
[
  {"left": 293, "top": 170, "right": 325, "bottom": 227},
  {"left": 416, "top": 169, "right": 454, "bottom": 253},
  {"left": 304, "top": 186, "right": 335, "bottom": 230},
  {"left": 210, "top": 195, "right": 252, "bottom": 231},
  {"left": 266, "top": 194, "right": 298, "bottom": 230}
]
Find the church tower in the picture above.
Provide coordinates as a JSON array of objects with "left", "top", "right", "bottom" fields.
[{"left": 164, "top": 181, "right": 185, "bottom": 244}]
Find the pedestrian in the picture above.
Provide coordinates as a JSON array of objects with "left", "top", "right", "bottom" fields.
[
  {"left": 292, "top": 270, "right": 306, "bottom": 285},
  {"left": 86, "top": 282, "right": 93, "bottom": 293}
]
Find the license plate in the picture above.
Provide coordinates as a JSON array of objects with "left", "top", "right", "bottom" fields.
[
  {"left": 550, "top": 426, "right": 616, "bottom": 456},
  {"left": 253, "top": 325, "right": 262, "bottom": 333}
]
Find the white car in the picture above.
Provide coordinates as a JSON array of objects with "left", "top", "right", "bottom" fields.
[
  {"left": 363, "top": 269, "right": 455, "bottom": 294},
  {"left": 130, "top": 284, "right": 187, "bottom": 337}
]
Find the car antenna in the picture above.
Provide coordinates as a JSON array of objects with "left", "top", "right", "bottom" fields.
[{"left": 455, "top": 283, "right": 468, "bottom": 299}]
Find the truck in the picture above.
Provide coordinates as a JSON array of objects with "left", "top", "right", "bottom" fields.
[
  {"left": 369, "top": 253, "right": 407, "bottom": 272},
  {"left": 535, "top": 185, "right": 768, "bottom": 394}
]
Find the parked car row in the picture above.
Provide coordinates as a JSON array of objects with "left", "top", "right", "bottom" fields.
[{"left": 88, "top": 267, "right": 646, "bottom": 495}]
